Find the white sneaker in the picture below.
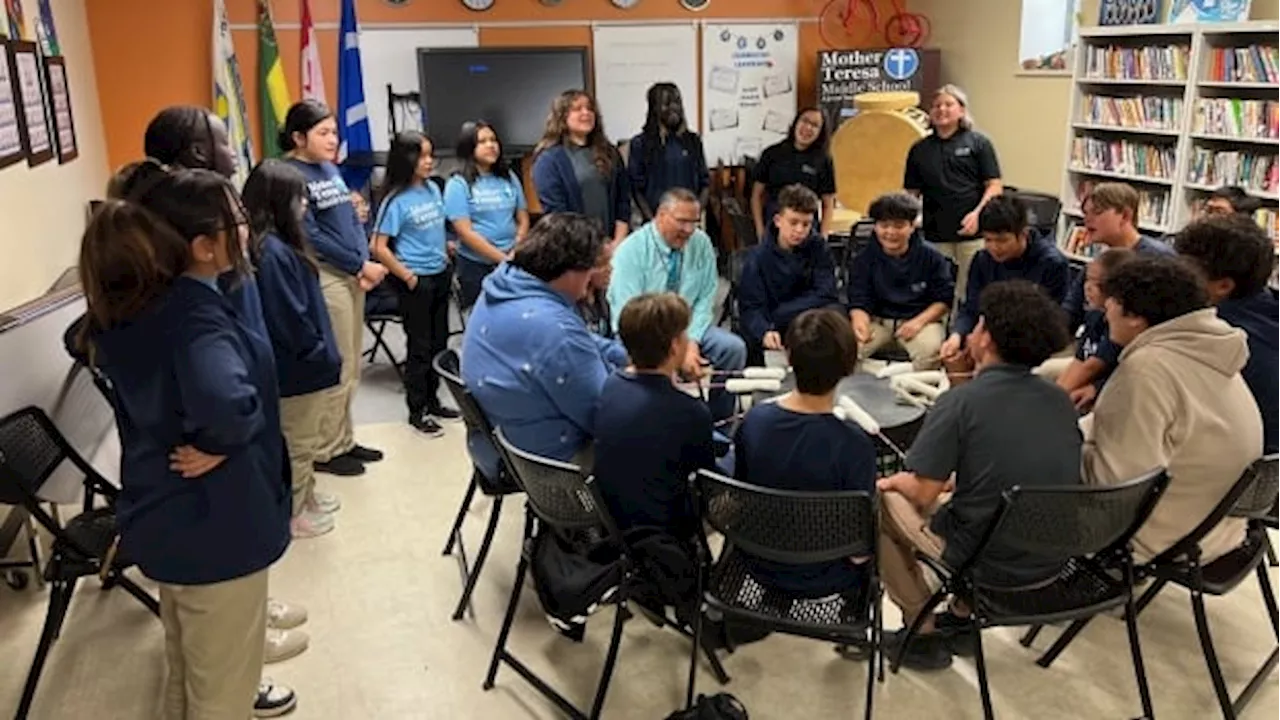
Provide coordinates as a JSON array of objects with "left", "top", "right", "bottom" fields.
[
  {"left": 290, "top": 510, "right": 334, "bottom": 539},
  {"left": 254, "top": 677, "right": 297, "bottom": 717},
  {"left": 307, "top": 490, "right": 341, "bottom": 515},
  {"left": 267, "top": 598, "right": 307, "bottom": 630},
  {"left": 265, "top": 628, "right": 310, "bottom": 664}
]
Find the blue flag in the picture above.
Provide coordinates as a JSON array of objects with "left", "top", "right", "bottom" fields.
[{"left": 336, "top": 0, "right": 371, "bottom": 190}]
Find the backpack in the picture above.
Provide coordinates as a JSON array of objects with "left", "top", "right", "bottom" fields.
[{"left": 665, "top": 693, "right": 748, "bottom": 720}]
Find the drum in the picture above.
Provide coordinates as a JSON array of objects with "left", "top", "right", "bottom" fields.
[{"left": 830, "top": 91, "right": 930, "bottom": 215}]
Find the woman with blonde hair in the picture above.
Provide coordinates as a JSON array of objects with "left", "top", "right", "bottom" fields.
[{"left": 531, "top": 89, "right": 631, "bottom": 245}]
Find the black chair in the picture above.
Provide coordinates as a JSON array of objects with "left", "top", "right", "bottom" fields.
[
  {"left": 386, "top": 84, "right": 423, "bottom": 139},
  {"left": 688, "top": 469, "right": 882, "bottom": 720},
  {"left": 893, "top": 469, "right": 1170, "bottom": 720},
  {"left": 1031, "top": 456, "right": 1278, "bottom": 720},
  {"left": 0, "top": 406, "right": 160, "bottom": 720},
  {"left": 718, "top": 247, "right": 753, "bottom": 344},
  {"left": 484, "top": 429, "right": 625, "bottom": 720},
  {"left": 1005, "top": 188, "right": 1062, "bottom": 240},
  {"left": 363, "top": 280, "right": 405, "bottom": 381},
  {"left": 433, "top": 349, "right": 520, "bottom": 620}
]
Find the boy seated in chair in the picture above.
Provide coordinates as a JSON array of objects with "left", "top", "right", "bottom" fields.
[
  {"left": 737, "top": 184, "right": 841, "bottom": 367},
  {"left": 733, "top": 309, "right": 876, "bottom": 604},
  {"left": 848, "top": 191, "right": 955, "bottom": 370}
]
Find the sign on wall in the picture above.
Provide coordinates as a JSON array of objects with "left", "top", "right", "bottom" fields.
[
  {"left": 700, "top": 22, "right": 799, "bottom": 166},
  {"left": 817, "top": 47, "right": 941, "bottom": 130}
]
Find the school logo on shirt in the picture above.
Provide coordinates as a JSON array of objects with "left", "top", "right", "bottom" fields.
[
  {"left": 954, "top": 146, "right": 973, "bottom": 157},
  {"left": 404, "top": 200, "right": 444, "bottom": 230},
  {"left": 801, "top": 163, "right": 817, "bottom": 175},
  {"left": 471, "top": 182, "right": 517, "bottom": 214},
  {"left": 309, "top": 176, "right": 352, "bottom": 211},
  {"left": 1079, "top": 336, "right": 1099, "bottom": 359},
  {"left": 910, "top": 281, "right": 927, "bottom": 293}
]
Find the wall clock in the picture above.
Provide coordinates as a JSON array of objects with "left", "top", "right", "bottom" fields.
[
  {"left": 383, "top": 0, "right": 412, "bottom": 6},
  {"left": 460, "top": 0, "right": 495, "bottom": 11},
  {"left": 680, "top": 0, "right": 710, "bottom": 11},
  {"left": 611, "top": 0, "right": 642, "bottom": 8}
]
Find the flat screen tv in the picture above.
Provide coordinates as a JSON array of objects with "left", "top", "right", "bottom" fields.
[{"left": 418, "top": 47, "right": 590, "bottom": 156}]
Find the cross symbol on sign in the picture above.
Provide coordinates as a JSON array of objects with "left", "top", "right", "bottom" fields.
[{"left": 883, "top": 48, "right": 920, "bottom": 81}]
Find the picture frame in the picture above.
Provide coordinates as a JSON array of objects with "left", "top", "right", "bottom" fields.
[
  {"left": 42, "top": 55, "right": 76, "bottom": 163},
  {"left": 1097, "top": 0, "right": 1162, "bottom": 26},
  {"left": 0, "top": 39, "right": 25, "bottom": 170},
  {"left": 1165, "top": 0, "right": 1252, "bottom": 23},
  {"left": 6, "top": 40, "right": 53, "bottom": 167}
]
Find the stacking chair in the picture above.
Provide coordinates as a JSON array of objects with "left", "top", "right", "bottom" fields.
[
  {"left": 893, "top": 469, "right": 1170, "bottom": 720},
  {"left": 433, "top": 349, "right": 520, "bottom": 621},
  {"left": 688, "top": 469, "right": 882, "bottom": 720},
  {"left": 1031, "top": 456, "right": 1278, "bottom": 719},
  {"left": 363, "top": 281, "right": 405, "bottom": 381},
  {"left": 0, "top": 406, "right": 160, "bottom": 720}
]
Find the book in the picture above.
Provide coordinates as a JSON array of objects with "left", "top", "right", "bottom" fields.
[
  {"left": 1186, "top": 148, "right": 1279, "bottom": 193},
  {"left": 1070, "top": 137, "right": 1177, "bottom": 179},
  {"left": 1071, "top": 178, "right": 1172, "bottom": 228},
  {"left": 1082, "top": 94, "right": 1182, "bottom": 130},
  {"left": 1205, "top": 45, "right": 1279, "bottom": 84},
  {"left": 1084, "top": 44, "right": 1190, "bottom": 81},
  {"left": 1192, "top": 98, "right": 1280, "bottom": 139}
]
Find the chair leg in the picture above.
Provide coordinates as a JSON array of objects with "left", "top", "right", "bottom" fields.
[
  {"left": 452, "top": 496, "right": 504, "bottom": 621},
  {"left": 1232, "top": 648, "right": 1278, "bottom": 717},
  {"left": 1266, "top": 535, "right": 1277, "bottom": 568},
  {"left": 1133, "top": 577, "right": 1168, "bottom": 616},
  {"left": 1190, "top": 588, "right": 1236, "bottom": 719},
  {"left": 24, "top": 516, "right": 44, "bottom": 590},
  {"left": 1036, "top": 617, "right": 1090, "bottom": 668},
  {"left": 864, "top": 587, "right": 878, "bottom": 720},
  {"left": 685, "top": 601, "right": 702, "bottom": 710},
  {"left": 16, "top": 579, "right": 74, "bottom": 719},
  {"left": 115, "top": 574, "right": 161, "bottom": 617},
  {"left": 1019, "top": 625, "right": 1043, "bottom": 648},
  {"left": 588, "top": 599, "right": 629, "bottom": 720},
  {"left": 1256, "top": 562, "right": 1278, "bottom": 637},
  {"left": 442, "top": 476, "right": 480, "bottom": 557},
  {"left": 890, "top": 588, "right": 946, "bottom": 674},
  {"left": 1123, "top": 593, "right": 1155, "bottom": 720},
  {"left": 972, "top": 624, "right": 995, "bottom": 720}
]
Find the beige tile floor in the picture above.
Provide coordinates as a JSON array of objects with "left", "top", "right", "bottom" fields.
[{"left": 2, "top": 418, "right": 1277, "bottom": 719}]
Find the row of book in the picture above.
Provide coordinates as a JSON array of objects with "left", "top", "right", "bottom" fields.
[
  {"left": 1070, "top": 179, "right": 1173, "bottom": 228},
  {"left": 1204, "top": 45, "right": 1279, "bottom": 84},
  {"left": 1081, "top": 94, "right": 1182, "bottom": 130},
  {"left": 1083, "top": 44, "right": 1190, "bottom": 81},
  {"left": 1064, "top": 205, "right": 1277, "bottom": 258},
  {"left": 1186, "top": 148, "right": 1279, "bottom": 193},
  {"left": 1191, "top": 98, "right": 1280, "bottom": 139},
  {"left": 1255, "top": 208, "right": 1279, "bottom": 243},
  {"left": 1070, "top": 137, "right": 1177, "bottom": 179}
]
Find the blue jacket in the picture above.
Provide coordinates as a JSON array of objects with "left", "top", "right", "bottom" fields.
[
  {"left": 955, "top": 231, "right": 1070, "bottom": 336},
  {"left": 531, "top": 144, "right": 631, "bottom": 230},
  {"left": 88, "top": 276, "right": 289, "bottom": 585},
  {"left": 287, "top": 159, "right": 369, "bottom": 276},
  {"left": 461, "top": 263, "right": 627, "bottom": 462},
  {"left": 1219, "top": 289, "right": 1279, "bottom": 454},
  {"left": 1062, "top": 235, "right": 1174, "bottom": 330},
  {"left": 254, "top": 234, "right": 342, "bottom": 397},
  {"left": 738, "top": 228, "right": 839, "bottom": 342},
  {"left": 847, "top": 232, "right": 955, "bottom": 321}
]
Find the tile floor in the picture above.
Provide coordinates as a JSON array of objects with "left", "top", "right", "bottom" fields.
[{"left": 1, "top": 324, "right": 1277, "bottom": 719}]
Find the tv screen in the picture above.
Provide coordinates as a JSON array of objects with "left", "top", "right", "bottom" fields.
[{"left": 418, "top": 47, "right": 590, "bottom": 155}]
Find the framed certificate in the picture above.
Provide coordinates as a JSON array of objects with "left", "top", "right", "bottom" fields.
[
  {"left": 6, "top": 40, "right": 53, "bottom": 167},
  {"left": 0, "top": 39, "right": 25, "bottom": 170},
  {"left": 43, "top": 56, "right": 76, "bottom": 163}
]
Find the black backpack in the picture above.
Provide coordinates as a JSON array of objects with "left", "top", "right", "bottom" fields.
[{"left": 665, "top": 693, "right": 748, "bottom": 720}]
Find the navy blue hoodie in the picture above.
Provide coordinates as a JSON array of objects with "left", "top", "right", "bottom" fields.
[
  {"left": 955, "top": 232, "right": 1070, "bottom": 336},
  {"left": 737, "top": 229, "right": 839, "bottom": 342},
  {"left": 847, "top": 232, "right": 956, "bottom": 321},
  {"left": 1219, "top": 289, "right": 1279, "bottom": 454},
  {"left": 287, "top": 159, "right": 368, "bottom": 276},
  {"left": 88, "top": 276, "right": 290, "bottom": 585},
  {"left": 254, "top": 233, "right": 342, "bottom": 397},
  {"left": 531, "top": 144, "right": 631, "bottom": 230}
]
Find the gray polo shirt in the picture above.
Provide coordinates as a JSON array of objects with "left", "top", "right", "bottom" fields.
[
  {"left": 566, "top": 143, "right": 611, "bottom": 230},
  {"left": 907, "top": 363, "right": 1083, "bottom": 584}
]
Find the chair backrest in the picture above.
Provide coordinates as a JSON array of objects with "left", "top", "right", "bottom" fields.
[
  {"left": 722, "top": 198, "right": 759, "bottom": 248},
  {"left": 973, "top": 468, "right": 1170, "bottom": 570},
  {"left": 1230, "top": 454, "right": 1278, "bottom": 521},
  {"left": 1151, "top": 456, "right": 1275, "bottom": 565},
  {"left": 0, "top": 406, "right": 112, "bottom": 512},
  {"left": 494, "top": 428, "right": 600, "bottom": 530},
  {"left": 693, "top": 468, "right": 876, "bottom": 565},
  {"left": 433, "top": 350, "right": 494, "bottom": 439},
  {"left": 1007, "top": 189, "right": 1062, "bottom": 236}
]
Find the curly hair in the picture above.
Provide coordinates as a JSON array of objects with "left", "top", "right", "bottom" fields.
[
  {"left": 533, "top": 90, "right": 616, "bottom": 176},
  {"left": 1173, "top": 214, "right": 1275, "bottom": 299},
  {"left": 977, "top": 280, "right": 1070, "bottom": 367},
  {"left": 978, "top": 194, "right": 1029, "bottom": 236},
  {"left": 512, "top": 212, "right": 606, "bottom": 282},
  {"left": 1101, "top": 255, "right": 1208, "bottom": 327}
]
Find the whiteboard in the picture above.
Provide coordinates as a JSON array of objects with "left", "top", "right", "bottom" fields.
[
  {"left": 359, "top": 26, "right": 479, "bottom": 151},
  {"left": 592, "top": 24, "right": 699, "bottom": 144}
]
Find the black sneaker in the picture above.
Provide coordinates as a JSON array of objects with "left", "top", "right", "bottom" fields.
[
  {"left": 313, "top": 455, "right": 365, "bottom": 476},
  {"left": 410, "top": 413, "right": 445, "bottom": 438},
  {"left": 935, "top": 610, "right": 977, "bottom": 657},
  {"left": 253, "top": 678, "right": 296, "bottom": 717},
  {"left": 345, "top": 444, "right": 384, "bottom": 463},
  {"left": 882, "top": 629, "right": 953, "bottom": 671},
  {"left": 430, "top": 404, "right": 463, "bottom": 422}
]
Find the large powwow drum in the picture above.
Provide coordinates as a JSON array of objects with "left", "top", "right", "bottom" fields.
[{"left": 830, "top": 91, "right": 929, "bottom": 214}]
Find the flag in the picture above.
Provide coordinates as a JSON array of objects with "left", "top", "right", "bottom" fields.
[
  {"left": 257, "top": 0, "right": 290, "bottom": 158},
  {"left": 35, "top": 0, "right": 56, "bottom": 54},
  {"left": 337, "top": 0, "right": 371, "bottom": 190},
  {"left": 5, "top": 0, "right": 27, "bottom": 40},
  {"left": 300, "top": 0, "right": 327, "bottom": 103},
  {"left": 212, "top": 0, "right": 254, "bottom": 186}
]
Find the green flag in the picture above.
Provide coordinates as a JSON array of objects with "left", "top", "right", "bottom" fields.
[{"left": 257, "top": 0, "right": 289, "bottom": 158}]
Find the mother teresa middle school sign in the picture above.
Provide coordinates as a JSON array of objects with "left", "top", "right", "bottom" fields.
[{"left": 817, "top": 47, "right": 941, "bottom": 130}]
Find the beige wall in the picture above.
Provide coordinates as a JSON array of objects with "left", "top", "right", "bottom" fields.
[
  {"left": 914, "top": 0, "right": 1279, "bottom": 197},
  {"left": 0, "top": 0, "right": 108, "bottom": 312}
]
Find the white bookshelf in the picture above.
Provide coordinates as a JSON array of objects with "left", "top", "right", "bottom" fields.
[{"left": 1059, "top": 21, "right": 1280, "bottom": 260}]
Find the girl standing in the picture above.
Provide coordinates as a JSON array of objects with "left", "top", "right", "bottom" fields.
[
  {"left": 281, "top": 100, "right": 387, "bottom": 477},
  {"left": 371, "top": 131, "right": 459, "bottom": 436},
  {"left": 445, "top": 120, "right": 529, "bottom": 310},
  {"left": 750, "top": 106, "right": 837, "bottom": 239},
  {"left": 242, "top": 158, "right": 343, "bottom": 538}
]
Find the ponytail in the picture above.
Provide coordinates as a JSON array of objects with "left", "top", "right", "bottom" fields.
[{"left": 279, "top": 99, "right": 333, "bottom": 153}]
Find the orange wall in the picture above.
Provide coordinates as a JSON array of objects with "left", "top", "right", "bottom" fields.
[{"left": 88, "top": 0, "right": 904, "bottom": 171}]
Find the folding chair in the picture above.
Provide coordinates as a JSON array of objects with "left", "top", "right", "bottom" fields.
[
  {"left": 1030, "top": 456, "right": 1278, "bottom": 720},
  {"left": 688, "top": 469, "right": 882, "bottom": 720},
  {"left": 0, "top": 406, "right": 160, "bottom": 720},
  {"left": 363, "top": 280, "right": 405, "bottom": 381},
  {"left": 895, "top": 469, "right": 1170, "bottom": 720},
  {"left": 434, "top": 349, "right": 520, "bottom": 620}
]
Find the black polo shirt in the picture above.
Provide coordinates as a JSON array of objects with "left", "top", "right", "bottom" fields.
[
  {"left": 906, "top": 363, "right": 1082, "bottom": 585},
  {"left": 903, "top": 128, "right": 1001, "bottom": 243},
  {"left": 752, "top": 140, "right": 836, "bottom": 222}
]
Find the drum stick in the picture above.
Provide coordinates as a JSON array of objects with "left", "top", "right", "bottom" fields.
[
  {"left": 873, "top": 362, "right": 916, "bottom": 379},
  {"left": 836, "top": 395, "right": 908, "bottom": 461},
  {"left": 892, "top": 376, "right": 943, "bottom": 401},
  {"left": 706, "top": 367, "right": 788, "bottom": 380}
]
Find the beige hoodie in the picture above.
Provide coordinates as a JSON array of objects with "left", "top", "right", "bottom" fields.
[{"left": 1082, "top": 308, "right": 1263, "bottom": 563}]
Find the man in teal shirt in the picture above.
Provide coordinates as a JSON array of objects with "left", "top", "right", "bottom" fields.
[{"left": 609, "top": 187, "right": 747, "bottom": 419}]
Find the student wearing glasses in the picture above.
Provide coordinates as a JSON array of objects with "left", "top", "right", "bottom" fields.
[{"left": 750, "top": 106, "right": 837, "bottom": 239}]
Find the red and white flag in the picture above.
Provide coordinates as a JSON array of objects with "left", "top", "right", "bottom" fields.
[{"left": 299, "top": 0, "right": 327, "bottom": 103}]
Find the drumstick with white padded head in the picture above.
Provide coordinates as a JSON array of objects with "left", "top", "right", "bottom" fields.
[
  {"left": 873, "top": 362, "right": 916, "bottom": 379},
  {"left": 836, "top": 395, "right": 908, "bottom": 460},
  {"left": 706, "top": 367, "right": 788, "bottom": 380}
]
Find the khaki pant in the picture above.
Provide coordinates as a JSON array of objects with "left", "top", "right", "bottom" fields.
[
  {"left": 933, "top": 239, "right": 984, "bottom": 308},
  {"left": 857, "top": 317, "right": 945, "bottom": 370},
  {"left": 159, "top": 569, "right": 269, "bottom": 720},
  {"left": 281, "top": 391, "right": 328, "bottom": 516},
  {"left": 316, "top": 264, "right": 365, "bottom": 462},
  {"left": 1034, "top": 357, "right": 1073, "bottom": 381},
  {"left": 878, "top": 492, "right": 947, "bottom": 626}
]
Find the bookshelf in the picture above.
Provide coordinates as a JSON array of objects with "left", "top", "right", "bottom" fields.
[{"left": 1060, "top": 21, "right": 1279, "bottom": 261}]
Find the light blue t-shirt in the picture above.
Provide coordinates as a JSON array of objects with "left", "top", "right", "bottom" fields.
[
  {"left": 376, "top": 183, "right": 448, "bottom": 276},
  {"left": 444, "top": 171, "right": 526, "bottom": 263}
]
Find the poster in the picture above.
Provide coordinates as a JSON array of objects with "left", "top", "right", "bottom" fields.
[
  {"left": 13, "top": 47, "right": 47, "bottom": 157},
  {"left": 45, "top": 56, "right": 73, "bottom": 161},
  {"left": 0, "top": 42, "right": 22, "bottom": 166},
  {"left": 701, "top": 22, "right": 799, "bottom": 166},
  {"left": 817, "top": 47, "right": 941, "bottom": 131}
]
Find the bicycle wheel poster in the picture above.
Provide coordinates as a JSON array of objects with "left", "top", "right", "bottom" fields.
[{"left": 700, "top": 22, "right": 799, "bottom": 166}]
